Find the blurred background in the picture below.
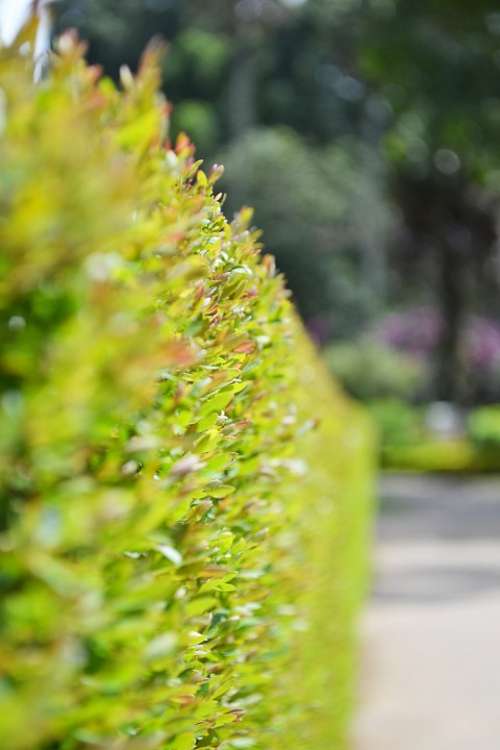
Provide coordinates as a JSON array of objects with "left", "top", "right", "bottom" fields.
[{"left": 55, "top": 0, "right": 500, "bottom": 468}]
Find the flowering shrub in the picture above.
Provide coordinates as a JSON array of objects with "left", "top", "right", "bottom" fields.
[
  {"left": 0, "top": 38, "right": 373, "bottom": 750},
  {"left": 376, "top": 308, "right": 500, "bottom": 400},
  {"left": 377, "top": 307, "right": 442, "bottom": 358}
]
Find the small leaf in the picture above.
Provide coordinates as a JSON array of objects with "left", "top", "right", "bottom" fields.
[
  {"left": 186, "top": 596, "right": 218, "bottom": 616},
  {"left": 196, "top": 169, "right": 208, "bottom": 187},
  {"left": 169, "top": 732, "right": 196, "bottom": 750},
  {"left": 170, "top": 454, "right": 205, "bottom": 477},
  {"left": 208, "top": 484, "right": 236, "bottom": 498},
  {"left": 157, "top": 544, "right": 182, "bottom": 566},
  {"left": 145, "top": 632, "right": 178, "bottom": 660}
]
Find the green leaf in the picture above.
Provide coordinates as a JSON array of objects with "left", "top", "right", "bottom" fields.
[
  {"left": 207, "top": 484, "right": 235, "bottom": 498},
  {"left": 186, "top": 596, "right": 218, "bottom": 616},
  {"left": 169, "top": 732, "right": 196, "bottom": 750}
]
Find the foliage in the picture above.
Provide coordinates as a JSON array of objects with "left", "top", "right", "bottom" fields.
[
  {"left": 170, "top": 99, "right": 219, "bottom": 157},
  {"left": 220, "top": 128, "right": 392, "bottom": 335},
  {"left": 468, "top": 406, "right": 500, "bottom": 450},
  {"left": 365, "top": 399, "right": 422, "bottom": 449},
  {"left": 324, "top": 339, "right": 425, "bottom": 401},
  {"left": 0, "top": 39, "right": 374, "bottom": 750},
  {"left": 56, "top": 0, "right": 363, "bottom": 146},
  {"left": 56, "top": 0, "right": 395, "bottom": 341},
  {"left": 375, "top": 310, "right": 500, "bottom": 402},
  {"left": 358, "top": 0, "right": 500, "bottom": 400},
  {"left": 55, "top": 0, "right": 500, "bottom": 401},
  {"left": 358, "top": 0, "right": 500, "bottom": 176},
  {"left": 370, "top": 400, "right": 500, "bottom": 472},
  {"left": 381, "top": 439, "right": 500, "bottom": 473}
]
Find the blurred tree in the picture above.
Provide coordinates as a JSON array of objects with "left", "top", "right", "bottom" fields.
[
  {"left": 221, "top": 128, "right": 392, "bottom": 337},
  {"left": 57, "top": 1, "right": 301, "bottom": 143},
  {"left": 56, "top": 0, "right": 391, "bottom": 343},
  {"left": 55, "top": 0, "right": 500, "bottom": 401},
  {"left": 56, "top": 0, "right": 383, "bottom": 147},
  {"left": 358, "top": 0, "right": 500, "bottom": 400}
]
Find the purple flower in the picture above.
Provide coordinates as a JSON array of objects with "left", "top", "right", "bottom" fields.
[
  {"left": 466, "top": 317, "right": 500, "bottom": 371},
  {"left": 375, "top": 308, "right": 500, "bottom": 376},
  {"left": 375, "top": 307, "right": 442, "bottom": 358}
]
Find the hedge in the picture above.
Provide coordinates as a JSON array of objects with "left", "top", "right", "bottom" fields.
[{"left": 0, "top": 36, "right": 374, "bottom": 750}]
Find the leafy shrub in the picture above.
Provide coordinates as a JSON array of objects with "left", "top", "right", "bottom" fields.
[
  {"left": 468, "top": 405, "right": 500, "bottom": 450},
  {"left": 0, "top": 38, "right": 374, "bottom": 750},
  {"left": 373, "top": 402, "right": 500, "bottom": 473},
  {"left": 376, "top": 307, "right": 442, "bottom": 358},
  {"left": 324, "top": 339, "right": 425, "bottom": 401},
  {"left": 376, "top": 308, "right": 500, "bottom": 401},
  {"left": 381, "top": 440, "right": 487, "bottom": 473},
  {"left": 366, "top": 399, "right": 422, "bottom": 448}
]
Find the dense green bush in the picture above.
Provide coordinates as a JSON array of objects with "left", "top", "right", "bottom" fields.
[
  {"left": 365, "top": 399, "right": 422, "bottom": 449},
  {"left": 0, "top": 37, "right": 374, "bottom": 750},
  {"left": 374, "top": 402, "right": 500, "bottom": 473},
  {"left": 468, "top": 406, "right": 500, "bottom": 450}
]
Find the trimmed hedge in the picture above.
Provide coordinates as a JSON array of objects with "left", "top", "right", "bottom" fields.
[
  {"left": 370, "top": 400, "right": 500, "bottom": 473},
  {"left": 0, "top": 37, "right": 374, "bottom": 750},
  {"left": 468, "top": 405, "right": 500, "bottom": 451}
]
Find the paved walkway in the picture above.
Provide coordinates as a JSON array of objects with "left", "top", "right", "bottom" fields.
[{"left": 353, "top": 474, "right": 500, "bottom": 750}]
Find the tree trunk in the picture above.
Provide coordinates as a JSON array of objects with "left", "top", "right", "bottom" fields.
[
  {"left": 226, "top": 28, "right": 257, "bottom": 139},
  {"left": 435, "top": 239, "right": 466, "bottom": 403}
]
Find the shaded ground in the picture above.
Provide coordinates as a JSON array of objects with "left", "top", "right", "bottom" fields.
[{"left": 353, "top": 474, "right": 500, "bottom": 750}]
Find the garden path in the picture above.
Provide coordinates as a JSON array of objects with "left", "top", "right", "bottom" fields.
[{"left": 353, "top": 474, "right": 500, "bottom": 750}]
